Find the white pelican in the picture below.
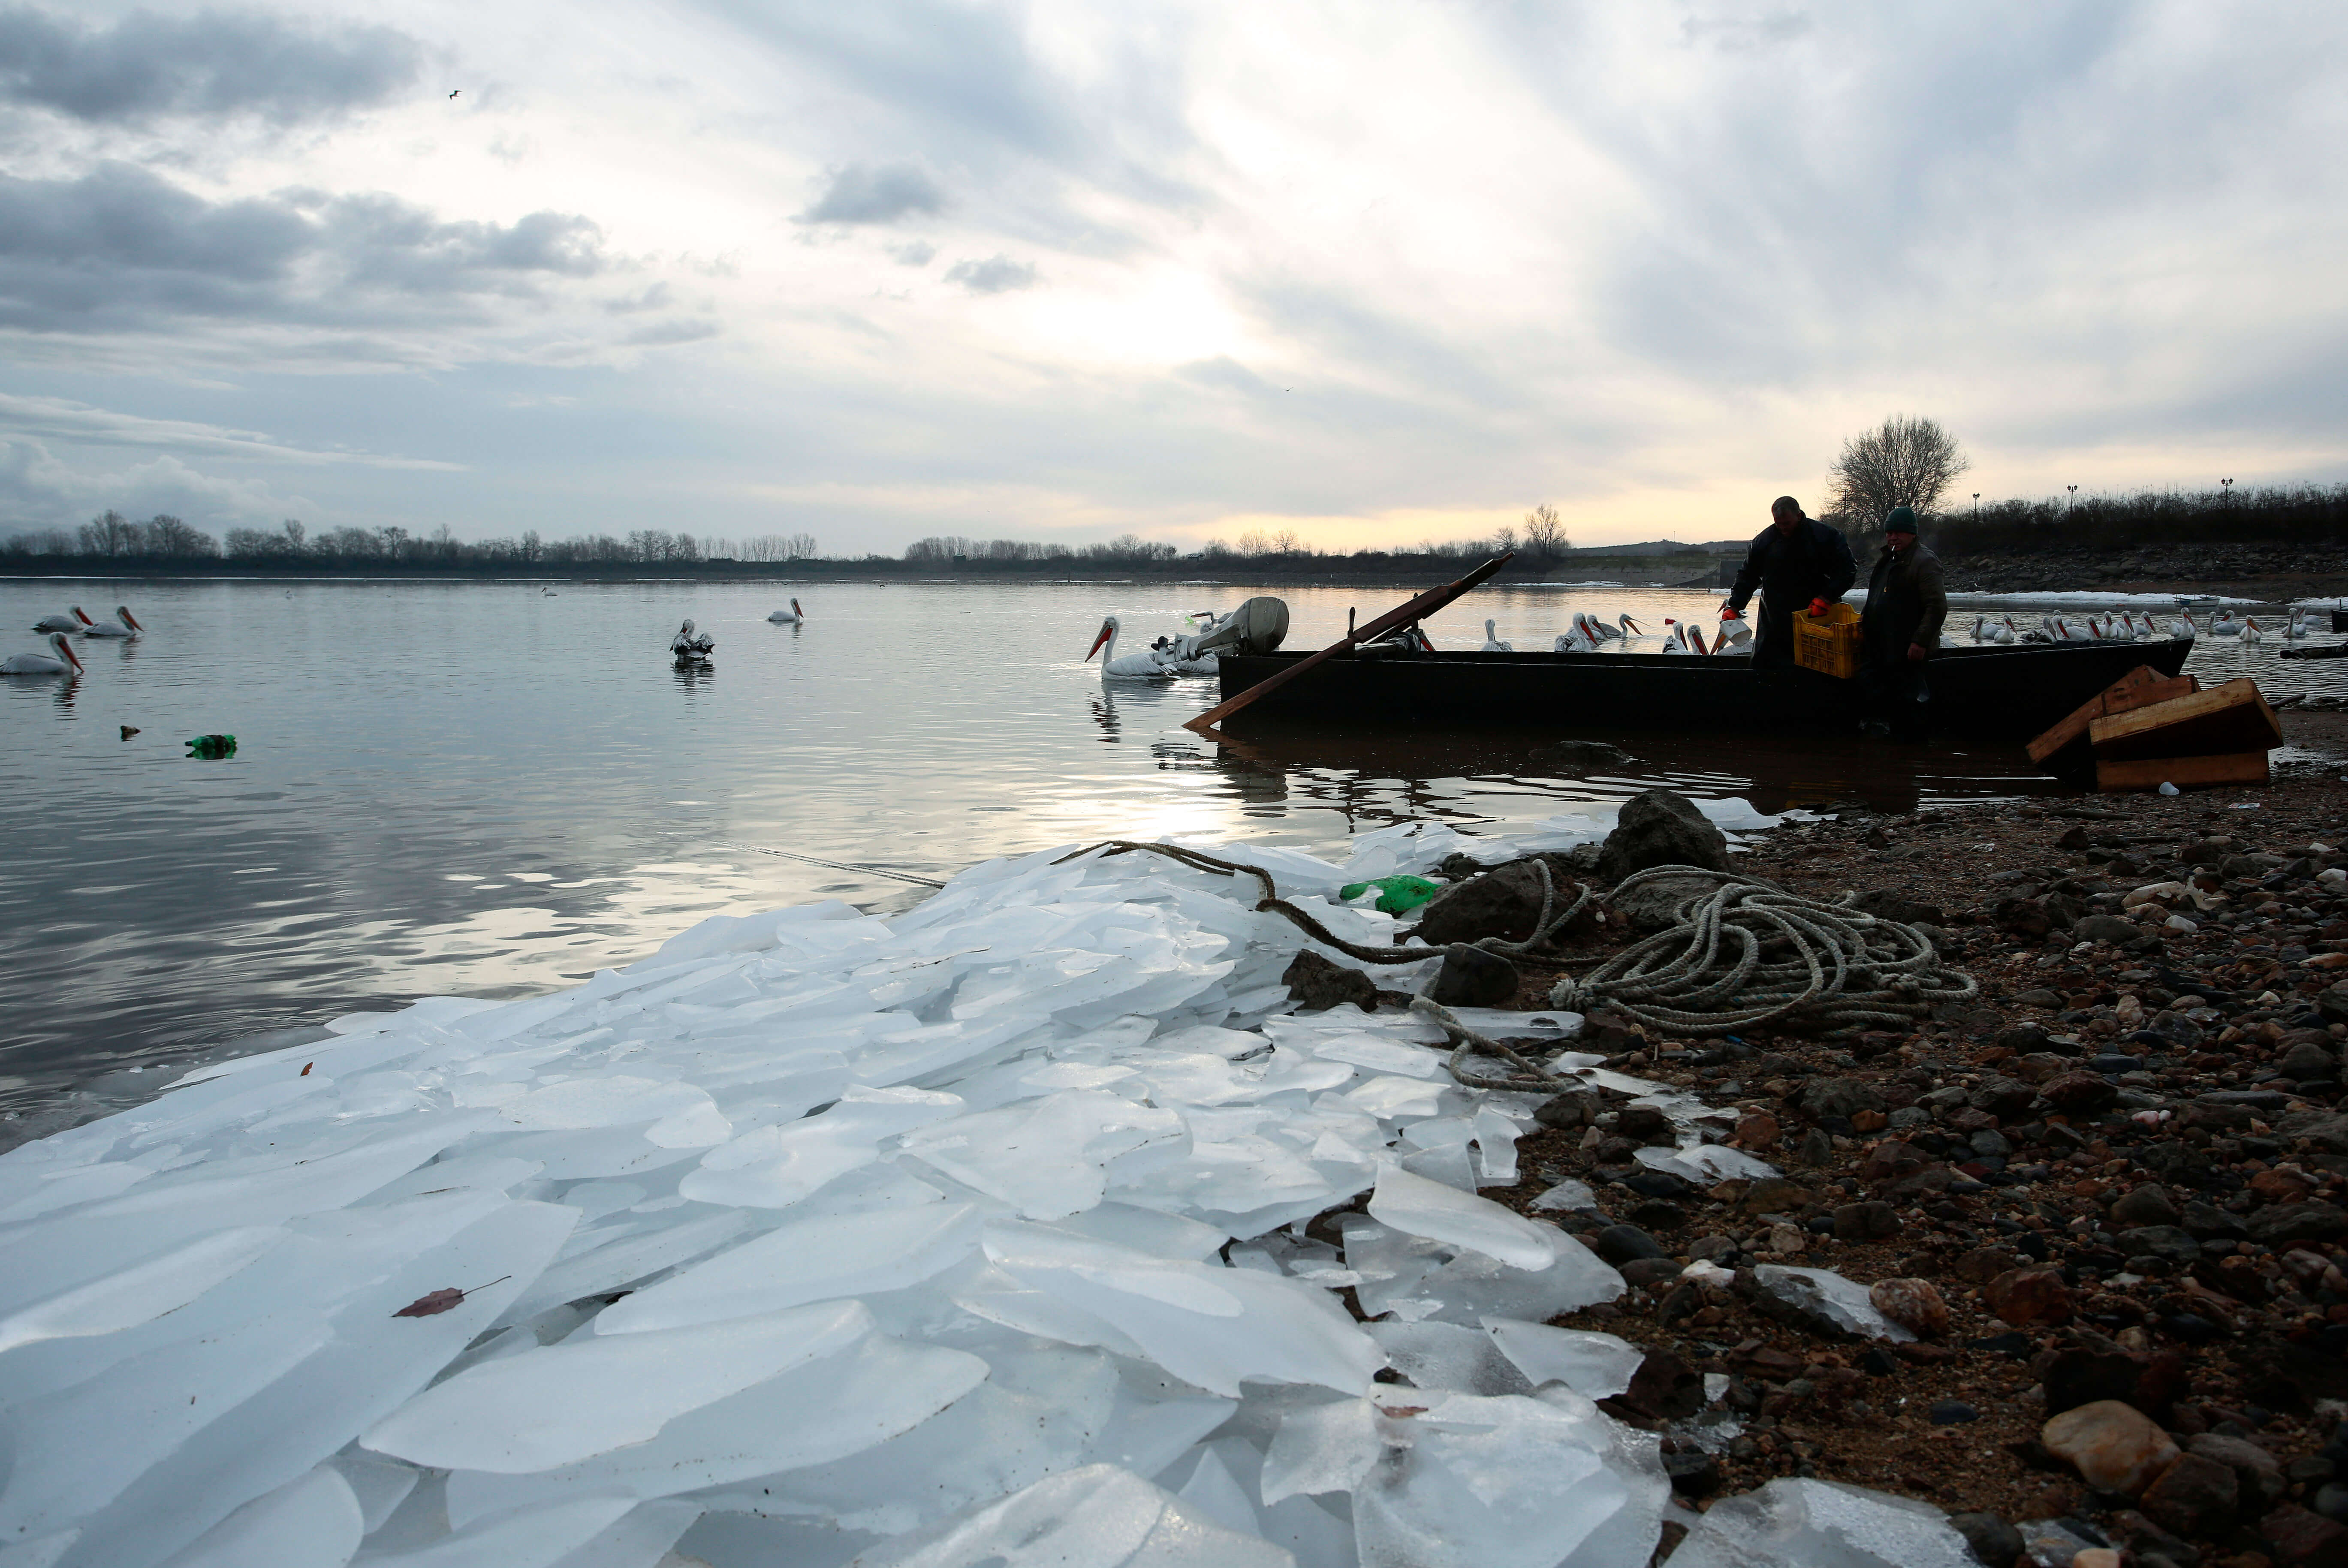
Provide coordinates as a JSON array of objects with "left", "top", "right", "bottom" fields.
[
  {"left": 2167, "top": 611, "right": 2197, "bottom": 639},
  {"left": 1479, "top": 619, "right": 1513, "bottom": 653},
  {"left": 2285, "top": 609, "right": 2311, "bottom": 639},
  {"left": 2209, "top": 610, "right": 2242, "bottom": 637},
  {"left": 2240, "top": 616, "right": 2264, "bottom": 645},
  {"left": 78, "top": 605, "right": 144, "bottom": 638},
  {"left": 1086, "top": 615, "right": 1176, "bottom": 681},
  {"left": 767, "top": 599, "right": 805, "bottom": 624},
  {"left": 1554, "top": 621, "right": 1599, "bottom": 653},
  {"left": 3, "top": 633, "right": 83, "bottom": 676},
  {"left": 1655, "top": 619, "right": 1695, "bottom": 653},
  {"left": 31, "top": 610, "right": 81, "bottom": 633},
  {"left": 1594, "top": 613, "right": 1641, "bottom": 641},
  {"left": 670, "top": 619, "right": 714, "bottom": 664}
]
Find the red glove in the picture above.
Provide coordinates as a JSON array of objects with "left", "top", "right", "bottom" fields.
[
  {"left": 1807, "top": 597, "right": 1833, "bottom": 617},
  {"left": 1718, "top": 603, "right": 1738, "bottom": 620}
]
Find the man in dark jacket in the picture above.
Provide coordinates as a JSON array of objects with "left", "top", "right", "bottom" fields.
[
  {"left": 1722, "top": 497, "right": 1857, "bottom": 667},
  {"left": 1860, "top": 506, "right": 1949, "bottom": 739}
]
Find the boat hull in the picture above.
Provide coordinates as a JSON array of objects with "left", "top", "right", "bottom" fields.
[{"left": 1212, "top": 638, "right": 2195, "bottom": 739}]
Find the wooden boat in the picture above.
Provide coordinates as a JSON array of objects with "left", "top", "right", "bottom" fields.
[{"left": 1213, "top": 635, "right": 2196, "bottom": 739}]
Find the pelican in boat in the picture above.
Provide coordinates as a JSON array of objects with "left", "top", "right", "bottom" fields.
[
  {"left": 768, "top": 599, "right": 805, "bottom": 624},
  {"left": 1479, "top": 619, "right": 1513, "bottom": 653},
  {"left": 2209, "top": 610, "right": 2242, "bottom": 637},
  {"left": 3, "top": 633, "right": 84, "bottom": 676},
  {"left": 2239, "top": 616, "right": 2264, "bottom": 645},
  {"left": 1086, "top": 616, "right": 1177, "bottom": 681},
  {"left": 77, "top": 605, "right": 144, "bottom": 638},
  {"left": 31, "top": 610, "right": 81, "bottom": 633}
]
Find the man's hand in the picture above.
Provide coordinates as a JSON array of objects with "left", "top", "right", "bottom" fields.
[
  {"left": 1718, "top": 602, "right": 1739, "bottom": 620},
  {"left": 1807, "top": 597, "right": 1832, "bottom": 617},
  {"left": 1907, "top": 642, "right": 1929, "bottom": 662}
]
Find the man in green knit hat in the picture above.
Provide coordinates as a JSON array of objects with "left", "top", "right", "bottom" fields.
[{"left": 1860, "top": 506, "right": 1947, "bottom": 739}]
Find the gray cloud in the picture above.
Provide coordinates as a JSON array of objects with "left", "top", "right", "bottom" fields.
[
  {"left": 889, "top": 240, "right": 935, "bottom": 267},
  {"left": 0, "top": 5, "right": 424, "bottom": 126},
  {"left": 797, "top": 161, "right": 943, "bottom": 224},
  {"left": 0, "top": 163, "right": 611, "bottom": 337},
  {"left": 943, "top": 254, "right": 1034, "bottom": 295},
  {"left": 0, "top": 392, "right": 461, "bottom": 468}
]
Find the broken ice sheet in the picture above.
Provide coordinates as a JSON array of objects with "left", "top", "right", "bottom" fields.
[
  {"left": 1481, "top": 1318, "right": 1643, "bottom": 1400},
  {"left": 1667, "top": 1477, "right": 1977, "bottom": 1568},
  {"left": 850, "top": 1461, "right": 1294, "bottom": 1567},
  {"left": 1367, "top": 1165, "right": 1560, "bottom": 1271},
  {"left": 1752, "top": 1265, "right": 1916, "bottom": 1343}
]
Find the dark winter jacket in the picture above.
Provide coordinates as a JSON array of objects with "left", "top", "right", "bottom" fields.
[
  {"left": 1726, "top": 517, "right": 1858, "bottom": 620},
  {"left": 1862, "top": 539, "right": 1950, "bottom": 661}
]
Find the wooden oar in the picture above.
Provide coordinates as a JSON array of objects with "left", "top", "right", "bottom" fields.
[{"left": 1183, "top": 552, "right": 1514, "bottom": 733}]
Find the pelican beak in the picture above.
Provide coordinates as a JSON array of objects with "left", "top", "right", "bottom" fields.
[
  {"left": 72, "top": 606, "right": 90, "bottom": 624},
  {"left": 121, "top": 609, "right": 144, "bottom": 632},
  {"left": 58, "top": 636, "right": 82, "bottom": 672},
  {"left": 1087, "top": 622, "right": 1112, "bottom": 660},
  {"left": 793, "top": 599, "right": 803, "bottom": 617},
  {"left": 1620, "top": 616, "right": 1641, "bottom": 635}
]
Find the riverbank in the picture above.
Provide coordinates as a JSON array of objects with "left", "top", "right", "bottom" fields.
[
  {"left": 1941, "top": 540, "right": 2348, "bottom": 602},
  {"left": 1452, "top": 759, "right": 2348, "bottom": 1562}
]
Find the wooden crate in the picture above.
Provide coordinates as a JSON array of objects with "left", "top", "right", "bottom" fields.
[
  {"left": 2089, "top": 677, "right": 2281, "bottom": 762},
  {"left": 2096, "top": 752, "right": 2272, "bottom": 792},
  {"left": 2026, "top": 665, "right": 2200, "bottom": 776}
]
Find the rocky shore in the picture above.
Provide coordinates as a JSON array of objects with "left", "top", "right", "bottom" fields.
[
  {"left": 1334, "top": 768, "right": 2348, "bottom": 1567},
  {"left": 1942, "top": 542, "right": 2348, "bottom": 602}
]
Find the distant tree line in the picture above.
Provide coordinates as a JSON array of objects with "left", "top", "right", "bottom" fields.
[
  {"left": 1917, "top": 483, "right": 2348, "bottom": 557},
  {"left": 0, "top": 515, "right": 828, "bottom": 567}
]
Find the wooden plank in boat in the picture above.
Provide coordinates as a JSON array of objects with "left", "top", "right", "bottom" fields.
[
  {"left": 2089, "top": 677, "right": 2281, "bottom": 762},
  {"left": 2025, "top": 665, "right": 2198, "bottom": 770},
  {"left": 2096, "top": 751, "right": 2272, "bottom": 792}
]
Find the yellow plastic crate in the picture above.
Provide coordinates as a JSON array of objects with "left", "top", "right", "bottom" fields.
[{"left": 1792, "top": 602, "right": 1863, "bottom": 679}]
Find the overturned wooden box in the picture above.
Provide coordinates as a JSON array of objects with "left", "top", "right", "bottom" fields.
[{"left": 2029, "top": 669, "right": 2279, "bottom": 792}]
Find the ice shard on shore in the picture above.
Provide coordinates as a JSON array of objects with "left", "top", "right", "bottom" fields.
[{"left": 0, "top": 814, "right": 1982, "bottom": 1566}]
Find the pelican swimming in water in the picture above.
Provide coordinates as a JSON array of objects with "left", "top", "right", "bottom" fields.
[
  {"left": 767, "top": 599, "right": 805, "bottom": 624},
  {"left": 2209, "top": 610, "right": 2243, "bottom": 637},
  {"left": 1554, "top": 616, "right": 1600, "bottom": 653},
  {"left": 670, "top": 619, "right": 714, "bottom": 665},
  {"left": 2, "top": 632, "right": 84, "bottom": 676},
  {"left": 30, "top": 609, "right": 81, "bottom": 633},
  {"left": 76, "top": 605, "right": 144, "bottom": 638},
  {"left": 1479, "top": 619, "right": 1513, "bottom": 653},
  {"left": 1086, "top": 615, "right": 1177, "bottom": 681},
  {"left": 2239, "top": 616, "right": 2264, "bottom": 645},
  {"left": 2285, "top": 608, "right": 2312, "bottom": 639},
  {"left": 2167, "top": 610, "right": 2197, "bottom": 639}
]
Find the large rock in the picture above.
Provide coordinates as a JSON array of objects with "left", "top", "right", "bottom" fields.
[
  {"left": 1597, "top": 789, "right": 1732, "bottom": 883},
  {"left": 1984, "top": 1266, "right": 2075, "bottom": 1327},
  {"left": 1869, "top": 1277, "right": 1948, "bottom": 1338},
  {"left": 1607, "top": 873, "right": 1725, "bottom": 934},
  {"left": 2140, "top": 1451, "right": 2239, "bottom": 1538},
  {"left": 1414, "top": 856, "right": 1596, "bottom": 946},
  {"left": 2111, "top": 1184, "right": 2181, "bottom": 1228},
  {"left": 2191, "top": 1433, "right": 2286, "bottom": 1513},
  {"left": 1281, "top": 950, "right": 1378, "bottom": 1012},
  {"left": 1428, "top": 945, "right": 1518, "bottom": 1007},
  {"left": 2043, "top": 1399, "right": 2180, "bottom": 1496},
  {"left": 2250, "top": 1204, "right": 2348, "bottom": 1248}
]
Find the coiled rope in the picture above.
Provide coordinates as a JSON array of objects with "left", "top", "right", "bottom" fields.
[{"left": 1054, "top": 842, "right": 1977, "bottom": 1092}]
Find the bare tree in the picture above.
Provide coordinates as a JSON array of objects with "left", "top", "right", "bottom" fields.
[
  {"left": 1826, "top": 415, "right": 1969, "bottom": 533},
  {"left": 1521, "top": 504, "right": 1570, "bottom": 560}
]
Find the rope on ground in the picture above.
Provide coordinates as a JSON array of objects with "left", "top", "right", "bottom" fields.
[
  {"left": 1545, "top": 864, "right": 1977, "bottom": 1038},
  {"left": 1054, "top": 842, "right": 1980, "bottom": 1089}
]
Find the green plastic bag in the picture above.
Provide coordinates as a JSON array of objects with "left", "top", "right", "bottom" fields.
[
  {"left": 1338, "top": 874, "right": 1443, "bottom": 915},
  {"left": 186, "top": 733, "right": 238, "bottom": 759}
]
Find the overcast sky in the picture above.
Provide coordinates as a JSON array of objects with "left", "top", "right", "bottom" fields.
[{"left": 1, "top": 1, "right": 2342, "bottom": 554}]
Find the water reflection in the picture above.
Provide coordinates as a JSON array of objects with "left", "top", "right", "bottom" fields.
[{"left": 1, "top": 575, "right": 2339, "bottom": 1122}]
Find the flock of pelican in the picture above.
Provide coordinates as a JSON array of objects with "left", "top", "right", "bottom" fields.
[
  {"left": 1968, "top": 605, "right": 2314, "bottom": 646},
  {"left": 4, "top": 605, "right": 142, "bottom": 676}
]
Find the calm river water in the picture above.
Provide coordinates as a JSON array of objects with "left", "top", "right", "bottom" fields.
[{"left": 2, "top": 576, "right": 2337, "bottom": 1129}]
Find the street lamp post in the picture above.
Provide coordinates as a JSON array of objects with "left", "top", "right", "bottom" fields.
[
  {"left": 2222, "top": 477, "right": 2234, "bottom": 502},
  {"left": 2067, "top": 485, "right": 2078, "bottom": 511}
]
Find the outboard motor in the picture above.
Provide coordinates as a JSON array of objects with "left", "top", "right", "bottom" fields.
[{"left": 1181, "top": 596, "right": 1289, "bottom": 660}]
